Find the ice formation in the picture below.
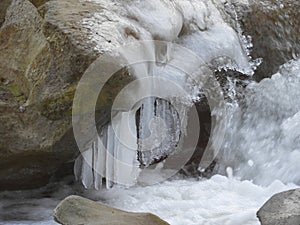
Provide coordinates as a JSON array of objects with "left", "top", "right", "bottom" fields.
[{"left": 75, "top": 0, "right": 256, "bottom": 189}]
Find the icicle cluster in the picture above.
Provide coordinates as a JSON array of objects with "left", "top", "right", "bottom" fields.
[{"left": 75, "top": 0, "right": 256, "bottom": 189}]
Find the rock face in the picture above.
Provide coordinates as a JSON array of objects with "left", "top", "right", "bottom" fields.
[
  {"left": 54, "top": 195, "right": 170, "bottom": 225},
  {"left": 257, "top": 188, "right": 300, "bottom": 225}
]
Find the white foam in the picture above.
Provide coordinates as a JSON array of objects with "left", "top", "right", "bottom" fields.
[
  {"left": 218, "top": 59, "right": 300, "bottom": 185},
  {"left": 97, "top": 175, "right": 298, "bottom": 225},
  {"left": 1, "top": 176, "right": 298, "bottom": 225}
]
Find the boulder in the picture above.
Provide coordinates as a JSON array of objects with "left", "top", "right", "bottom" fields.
[
  {"left": 0, "top": 0, "right": 133, "bottom": 190},
  {"left": 54, "top": 195, "right": 170, "bottom": 225},
  {"left": 257, "top": 188, "right": 300, "bottom": 225},
  {"left": 242, "top": 0, "right": 300, "bottom": 81}
]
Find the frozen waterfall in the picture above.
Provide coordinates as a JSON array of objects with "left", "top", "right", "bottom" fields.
[{"left": 74, "top": 0, "right": 256, "bottom": 189}]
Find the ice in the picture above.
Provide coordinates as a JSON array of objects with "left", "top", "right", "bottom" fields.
[
  {"left": 125, "top": 0, "right": 183, "bottom": 41},
  {"left": 77, "top": 0, "right": 255, "bottom": 189},
  {"left": 175, "top": 0, "right": 254, "bottom": 75},
  {"left": 113, "top": 112, "right": 140, "bottom": 186},
  {"left": 138, "top": 98, "right": 181, "bottom": 166},
  {"left": 74, "top": 112, "right": 140, "bottom": 189},
  {"left": 84, "top": 0, "right": 255, "bottom": 74}
]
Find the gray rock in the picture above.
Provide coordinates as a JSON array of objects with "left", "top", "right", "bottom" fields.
[
  {"left": 0, "top": 0, "right": 13, "bottom": 27},
  {"left": 54, "top": 195, "right": 170, "bottom": 225},
  {"left": 242, "top": 0, "right": 300, "bottom": 81},
  {"left": 257, "top": 188, "right": 300, "bottom": 225}
]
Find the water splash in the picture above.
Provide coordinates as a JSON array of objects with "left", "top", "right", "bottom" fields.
[{"left": 217, "top": 59, "right": 300, "bottom": 185}]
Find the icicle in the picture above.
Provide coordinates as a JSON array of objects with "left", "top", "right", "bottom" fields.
[
  {"left": 92, "top": 137, "right": 101, "bottom": 190},
  {"left": 114, "top": 112, "right": 139, "bottom": 186},
  {"left": 74, "top": 154, "right": 83, "bottom": 182},
  {"left": 106, "top": 124, "right": 115, "bottom": 188},
  {"left": 81, "top": 147, "right": 94, "bottom": 189}
]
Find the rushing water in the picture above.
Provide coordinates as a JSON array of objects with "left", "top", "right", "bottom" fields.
[
  {"left": 0, "top": 174, "right": 298, "bottom": 225},
  {"left": 1, "top": 0, "right": 300, "bottom": 224},
  {"left": 217, "top": 59, "right": 300, "bottom": 185}
]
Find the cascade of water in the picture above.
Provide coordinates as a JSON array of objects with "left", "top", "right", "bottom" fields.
[{"left": 217, "top": 59, "right": 300, "bottom": 185}]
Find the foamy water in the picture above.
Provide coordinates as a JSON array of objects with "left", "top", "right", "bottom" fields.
[
  {"left": 1, "top": 175, "right": 298, "bottom": 225},
  {"left": 98, "top": 175, "right": 298, "bottom": 225}
]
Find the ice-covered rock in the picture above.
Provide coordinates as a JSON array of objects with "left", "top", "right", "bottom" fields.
[{"left": 75, "top": 0, "right": 257, "bottom": 189}]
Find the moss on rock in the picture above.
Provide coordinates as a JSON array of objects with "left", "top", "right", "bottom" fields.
[
  {"left": 39, "top": 85, "right": 76, "bottom": 120},
  {"left": 0, "top": 82, "right": 26, "bottom": 103}
]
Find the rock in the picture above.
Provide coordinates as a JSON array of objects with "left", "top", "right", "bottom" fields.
[
  {"left": 242, "top": 0, "right": 300, "bottom": 81},
  {"left": 257, "top": 188, "right": 300, "bottom": 225},
  {"left": 0, "top": 0, "right": 133, "bottom": 190},
  {"left": 29, "top": 0, "right": 50, "bottom": 8},
  {"left": 0, "top": 0, "right": 64, "bottom": 190},
  {"left": 54, "top": 195, "right": 170, "bottom": 225},
  {"left": 0, "top": 0, "right": 13, "bottom": 27}
]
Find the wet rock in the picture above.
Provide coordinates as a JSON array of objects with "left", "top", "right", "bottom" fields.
[
  {"left": 257, "top": 188, "right": 300, "bottom": 225},
  {"left": 242, "top": 0, "right": 300, "bottom": 80},
  {"left": 54, "top": 195, "right": 170, "bottom": 225}
]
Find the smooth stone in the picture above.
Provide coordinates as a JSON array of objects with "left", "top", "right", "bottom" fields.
[
  {"left": 54, "top": 195, "right": 170, "bottom": 225},
  {"left": 257, "top": 188, "right": 300, "bottom": 225}
]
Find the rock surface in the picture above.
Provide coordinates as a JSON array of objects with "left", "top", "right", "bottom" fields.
[
  {"left": 257, "top": 188, "right": 300, "bottom": 225},
  {"left": 54, "top": 195, "right": 170, "bottom": 225},
  {"left": 0, "top": 0, "right": 129, "bottom": 190},
  {"left": 0, "top": 0, "right": 12, "bottom": 27},
  {"left": 242, "top": 0, "right": 300, "bottom": 80}
]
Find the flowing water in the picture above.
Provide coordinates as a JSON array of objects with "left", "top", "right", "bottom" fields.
[{"left": 1, "top": 0, "right": 300, "bottom": 224}]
